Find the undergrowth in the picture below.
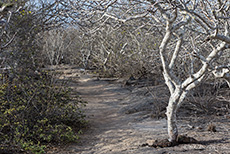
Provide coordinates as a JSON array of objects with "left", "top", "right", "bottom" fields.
[{"left": 0, "top": 69, "right": 86, "bottom": 153}]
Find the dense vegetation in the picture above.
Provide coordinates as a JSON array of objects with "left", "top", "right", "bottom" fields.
[
  {"left": 0, "top": 0, "right": 229, "bottom": 152},
  {"left": 39, "top": 0, "right": 230, "bottom": 144},
  {"left": 0, "top": 1, "right": 86, "bottom": 153}
]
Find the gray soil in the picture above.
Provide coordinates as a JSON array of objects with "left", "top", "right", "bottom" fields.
[{"left": 47, "top": 66, "right": 230, "bottom": 154}]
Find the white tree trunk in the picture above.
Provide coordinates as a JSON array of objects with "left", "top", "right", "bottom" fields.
[
  {"left": 165, "top": 87, "right": 184, "bottom": 142},
  {"left": 166, "top": 99, "right": 178, "bottom": 142}
]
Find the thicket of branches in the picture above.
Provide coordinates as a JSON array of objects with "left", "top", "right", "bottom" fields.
[
  {"left": 1, "top": 0, "right": 229, "bottom": 151},
  {"left": 39, "top": 0, "right": 230, "bottom": 144},
  {"left": 41, "top": 22, "right": 163, "bottom": 78},
  {"left": 0, "top": 1, "right": 86, "bottom": 153},
  {"left": 40, "top": 0, "right": 230, "bottom": 114}
]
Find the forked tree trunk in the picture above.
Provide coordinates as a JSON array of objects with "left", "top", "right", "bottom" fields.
[
  {"left": 151, "top": 0, "right": 229, "bottom": 144},
  {"left": 165, "top": 88, "right": 185, "bottom": 143}
]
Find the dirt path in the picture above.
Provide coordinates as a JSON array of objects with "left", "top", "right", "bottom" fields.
[{"left": 48, "top": 67, "right": 230, "bottom": 154}]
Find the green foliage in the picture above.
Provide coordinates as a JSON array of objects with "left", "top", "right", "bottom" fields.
[
  {"left": 0, "top": 70, "right": 86, "bottom": 153},
  {"left": 0, "top": 0, "right": 158, "bottom": 152},
  {"left": 0, "top": 0, "right": 87, "bottom": 153}
]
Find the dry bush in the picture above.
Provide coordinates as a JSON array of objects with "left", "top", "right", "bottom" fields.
[{"left": 182, "top": 79, "right": 230, "bottom": 116}]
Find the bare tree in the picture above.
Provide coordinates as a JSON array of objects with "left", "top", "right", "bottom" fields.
[
  {"left": 147, "top": 0, "right": 230, "bottom": 143},
  {"left": 65, "top": 0, "right": 230, "bottom": 144},
  {"left": 61, "top": 1, "right": 162, "bottom": 76},
  {"left": 41, "top": 29, "right": 74, "bottom": 65}
]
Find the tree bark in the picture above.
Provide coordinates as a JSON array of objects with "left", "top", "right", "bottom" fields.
[
  {"left": 166, "top": 95, "right": 179, "bottom": 142},
  {"left": 166, "top": 103, "right": 178, "bottom": 143},
  {"left": 165, "top": 87, "right": 185, "bottom": 143}
]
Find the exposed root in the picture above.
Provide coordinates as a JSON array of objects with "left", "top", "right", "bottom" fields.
[{"left": 142, "top": 135, "right": 198, "bottom": 148}]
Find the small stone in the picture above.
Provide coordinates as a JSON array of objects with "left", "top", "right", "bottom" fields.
[
  {"left": 188, "top": 124, "right": 194, "bottom": 129},
  {"left": 195, "top": 126, "right": 203, "bottom": 130},
  {"left": 146, "top": 139, "right": 157, "bottom": 146},
  {"left": 207, "top": 123, "right": 217, "bottom": 132}
]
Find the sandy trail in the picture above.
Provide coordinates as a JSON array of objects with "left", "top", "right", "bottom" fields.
[{"left": 48, "top": 68, "right": 230, "bottom": 154}]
